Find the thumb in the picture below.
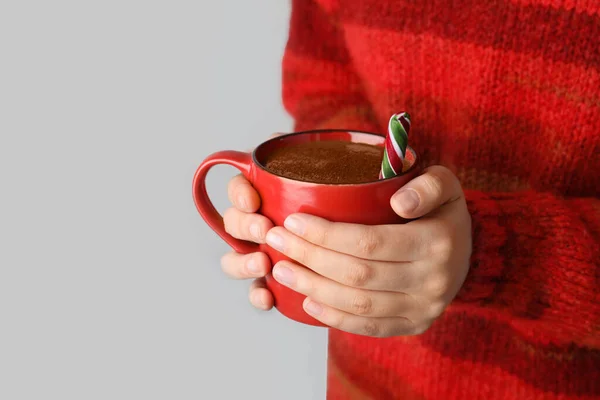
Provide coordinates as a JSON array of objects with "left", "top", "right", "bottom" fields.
[{"left": 390, "top": 166, "right": 463, "bottom": 219}]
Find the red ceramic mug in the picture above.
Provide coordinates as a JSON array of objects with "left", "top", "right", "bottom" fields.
[{"left": 193, "top": 130, "right": 420, "bottom": 326}]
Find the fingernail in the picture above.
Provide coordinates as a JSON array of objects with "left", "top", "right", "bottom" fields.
[
  {"left": 272, "top": 264, "right": 295, "bottom": 286},
  {"left": 247, "top": 258, "right": 259, "bottom": 274},
  {"left": 393, "top": 189, "right": 420, "bottom": 214},
  {"left": 284, "top": 215, "right": 305, "bottom": 236},
  {"left": 258, "top": 295, "right": 267, "bottom": 307},
  {"left": 249, "top": 223, "right": 261, "bottom": 241},
  {"left": 237, "top": 194, "right": 248, "bottom": 210},
  {"left": 304, "top": 300, "right": 323, "bottom": 316},
  {"left": 266, "top": 231, "right": 284, "bottom": 251},
  {"left": 253, "top": 292, "right": 266, "bottom": 308}
]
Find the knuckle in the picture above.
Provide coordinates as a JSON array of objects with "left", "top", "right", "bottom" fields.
[
  {"left": 426, "top": 300, "right": 447, "bottom": 319},
  {"left": 425, "top": 273, "right": 451, "bottom": 299},
  {"left": 328, "top": 310, "right": 346, "bottom": 330},
  {"left": 296, "top": 272, "right": 315, "bottom": 294},
  {"left": 429, "top": 224, "right": 454, "bottom": 259},
  {"left": 228, "top": 175, "right": 245, "bottom": 197},
  {"left": 344, "top": 262, "right": 373, "bottom": 288},
  {"left": 400, "top": 229, "right": 421, "bottom": 255},
  {"left": 433, "top": 236, "right": 453, "bottom": 260},
  {"left": 358, "top": 227, "right": 379, "bottom": 257},
  {"left": 247, "top": 217, "right": 263, "bottom": 239},
  {"left": 357, "top": 227, "right": 380, "bottom": 257},
  {"left": 361, "top": 320, "right": 383, "bottom": 337},
  {"left": 428, "top": 165, "right": 454, "bottom": 183},
  {"left": 423, "top": 172, "right": 445, "bottom": 200},
  {"left": 312, "top": 224, "right": 330, "bottom": 247},
  {"left": 349, "top": 294, "right": 373, "bottom": 316},
  {"left": 293, "top": 242, "right": 311, "bottom": 265},
  {"left": 227, "top": 175, "right": 239, "bottom": 196},
  {"left": 298, "top": 245, "right": 310, "bottom": 264}
]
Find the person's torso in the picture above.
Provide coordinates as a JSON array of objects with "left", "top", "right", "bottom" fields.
[
  {"left": 317, "top": 0, "right": 600, "bottom": 195},
  {"left": 315, "top": 1, "right": 600, "bottom": 399}
]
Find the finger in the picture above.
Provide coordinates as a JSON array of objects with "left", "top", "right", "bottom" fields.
[
  {"left": 223, "top": 207, "right": 274, "bottom": 243},
  {"left": 302, "top": 298, "right": 421, "bottom": 337},
  {"left": 249, "top": 278, "right": 274, "bottom": 310},
  {"left": 220, "top": 251, "right": 271, "bottom": 279},
  {"left": 391, "top": 165, "right": 464, "bottom": 219},
  {"left": 272, "top": 261, "right": 416, "bottom": 318},
  {"left": 265, "top": 227, "right": 422, "bottom": 291},
  {"left": 227, "top": 174, "right": 261, "bottom": 213},
  {"left": 283, "top": 213, "right": 429, "bottom": 262}
]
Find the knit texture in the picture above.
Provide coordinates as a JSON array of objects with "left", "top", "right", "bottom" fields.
[{"left": 282, "top": 1, "right": 600, "bottom": 399}]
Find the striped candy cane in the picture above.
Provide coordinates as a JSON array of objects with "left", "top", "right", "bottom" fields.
[{"left": 380, "top": 112, "right": 411, "bottom": 179}]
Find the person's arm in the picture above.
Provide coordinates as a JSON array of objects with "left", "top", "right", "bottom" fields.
[
  {"left": 282, "top": 0, "right": 379, "bottom": 133},
  {"left": 455, "top": 191, "right": 600, "bottom": 345}
]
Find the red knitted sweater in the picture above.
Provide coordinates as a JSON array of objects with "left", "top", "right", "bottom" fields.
[{"left": 281, "top": 1, "right": 600, "bottom": 399}]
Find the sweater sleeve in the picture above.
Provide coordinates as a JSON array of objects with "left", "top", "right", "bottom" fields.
[
  {"left": 455, "top": 191, "right": 600, "bottom": 346},
  {"left": 282, "top": 0, "right": 379, "bottom": 133},
  {"left": 283, "top": 0, "right": 600, "bottom": 346}
]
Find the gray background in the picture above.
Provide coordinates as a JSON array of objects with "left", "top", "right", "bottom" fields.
[{"left": 0, "top": 1, "right": 327, "bottom": 399}]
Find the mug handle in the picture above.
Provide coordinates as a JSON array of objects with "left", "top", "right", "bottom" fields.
[{"left": 192, "top": 150, "right": 259, "bottom": 254}]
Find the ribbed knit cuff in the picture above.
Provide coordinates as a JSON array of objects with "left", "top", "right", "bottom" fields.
[
  {"left": 459, "top": 190, "right": 568, "bottom": 306},
  {"left": 456, "top": 190, "right": 506, "bottom": 303},
  {"left": 456, "top": 190, "right": 599, "bottom": 337}
]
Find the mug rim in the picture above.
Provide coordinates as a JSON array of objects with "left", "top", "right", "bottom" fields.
[{"left": 251, "top": 129, "right": 419, "bottom": 187}]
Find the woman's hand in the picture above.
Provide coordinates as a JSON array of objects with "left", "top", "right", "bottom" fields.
[
  {"left": 220, "top": 134, "right": 289, "bottom": 310},
  {"left": 265, "top": 166, "right": 472, "bottom": 337},
  {"left": 220, "top": 173, "right": 275, "bottom": 310}
]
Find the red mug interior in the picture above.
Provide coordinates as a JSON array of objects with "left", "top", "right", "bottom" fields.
[{"left": 193, "top": 130, "right": 420, "bottom": 326}]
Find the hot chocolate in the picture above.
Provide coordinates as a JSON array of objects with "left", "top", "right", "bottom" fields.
[{"left": 263, "top": 140, "right": 385, "bottom": 184}]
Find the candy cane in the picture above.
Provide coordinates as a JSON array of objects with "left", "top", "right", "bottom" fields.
[{"left": 380, "top": 112, "right": 410, "bottom": 179}]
